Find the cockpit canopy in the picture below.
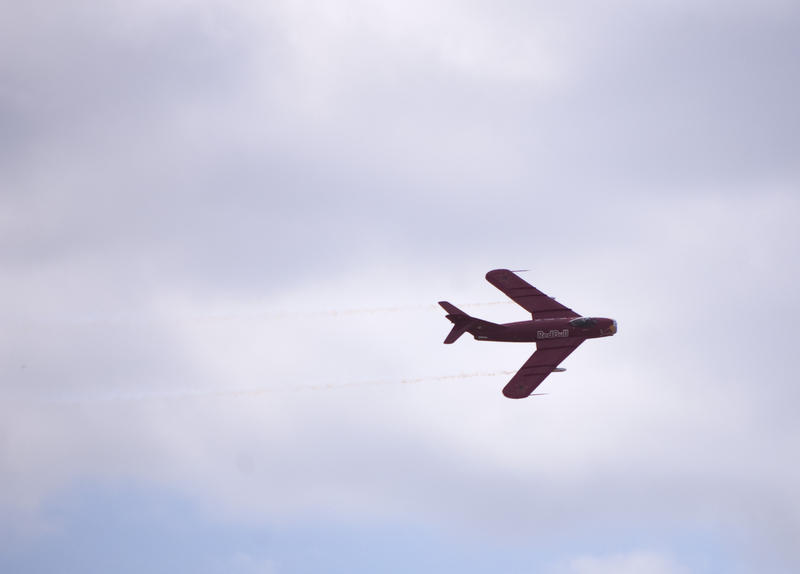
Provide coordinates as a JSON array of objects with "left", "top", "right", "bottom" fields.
[{"left": 569, "top": 317, "right": 596, "bottom": 328}]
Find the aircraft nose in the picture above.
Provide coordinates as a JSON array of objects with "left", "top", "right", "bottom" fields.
[{"left": 599, "top": 319, "right": 616, "bottom": 336}]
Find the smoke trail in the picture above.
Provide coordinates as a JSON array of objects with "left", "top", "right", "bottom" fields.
[
  {"left": 313, "top": 301, "right": 511, "bottom": 317},
  {"left": 172, "top": 301, "right": 513, "bottom": 323},
  {"left": 68, "top": 301, "right": 512, "bottom": 325},
  {"left": 232, "top": 370, "right": 519, "bottom": 397},
  {"left": 49, "top": 371, "right": 518, "bottom": 404}
]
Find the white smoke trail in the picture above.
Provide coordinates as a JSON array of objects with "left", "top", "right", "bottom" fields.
[
  {"left": 48, "top": 371, "right": 518, "bottom": 404},
  {"left": 312, "top": 301, "right": 512, "bottom": 317},
  {"left": 68, "top": 301, "right": 512, "bottom": 325}
]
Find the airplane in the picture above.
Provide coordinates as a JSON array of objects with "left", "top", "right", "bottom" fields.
[{"left": 439, "top": 269, "right": 617, "bottom": 399}]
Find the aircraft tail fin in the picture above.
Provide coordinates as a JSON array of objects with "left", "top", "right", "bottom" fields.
[
  {"left": 438, "top": 301, "right": 503, "bottom": 344},
  {"left": 439, "top": 301, "right": 471, "bottom": 344}
]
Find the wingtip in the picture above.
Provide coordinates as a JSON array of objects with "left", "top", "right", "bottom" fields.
[
  {"left": 486, "top": 268, "right": 529, "bottom": 280},
  {"left": 485, "top": 269, "right": 510, "bottom": 280},
  {"left": 502, "top": 389, "right": 549, "bottom": 399}
]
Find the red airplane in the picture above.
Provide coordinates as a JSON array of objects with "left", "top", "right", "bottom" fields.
[{"left": 439, "top": 269, "right": 617, "bottom": 399}]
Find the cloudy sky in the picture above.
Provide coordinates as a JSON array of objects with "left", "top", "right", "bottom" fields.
[{"left": 2, "top": 1, "right": 799, "bottom": 572}]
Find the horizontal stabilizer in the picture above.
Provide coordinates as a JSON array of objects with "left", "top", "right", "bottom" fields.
[
  {"left": 438, "top": 300, "right": 505, "bottom": 343},
  {"left": 444, "top": 323, "right": 469, "bottom": 344},
  {"left": 439, "top": 301, "right": 472, "bottom": 343},
  {"left": 438, "top": 301, "right": 466, "bottom": 316}
]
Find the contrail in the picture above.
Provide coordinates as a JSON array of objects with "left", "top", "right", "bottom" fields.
[{"left": 48, "top": 371, "right": 518, "bottom": 404}]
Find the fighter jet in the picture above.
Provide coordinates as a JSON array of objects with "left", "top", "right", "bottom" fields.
[{"left": 439, "top": 269, "right": 617, "bottom": 399}]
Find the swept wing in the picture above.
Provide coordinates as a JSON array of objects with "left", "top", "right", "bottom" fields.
[
  {"left": 502, "top": 339, "right": 583, "bottom": 398},
  {"left": 486, "top": 269, "right": 579, "bottom": 319}
]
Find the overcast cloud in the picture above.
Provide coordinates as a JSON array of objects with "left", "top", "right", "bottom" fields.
[{"left": 2, "top": 1, "right": 799, "bottom": 573}]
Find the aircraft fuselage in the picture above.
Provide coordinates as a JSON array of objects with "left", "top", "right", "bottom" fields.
[{"left": 471, "top": 317, "right": 617, "bottom": 343}]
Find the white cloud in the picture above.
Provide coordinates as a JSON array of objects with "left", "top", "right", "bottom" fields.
[
  {"left": 553, "top": 550, "right": 688, "bottom": 574},
  {"left": 1, "top": 0, "right": 799, "bottom": 571},
  {"left": 4, "top": 189, "right": 799, "bottom": 544},
  {"left": 228, "top": 552, "right": 277, "bottom": 574}
]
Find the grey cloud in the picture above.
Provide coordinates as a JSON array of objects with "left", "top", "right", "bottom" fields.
[
  {"left": 2, "top": 1, "right": 800, "bottom": 572},
  {"left": 5, "top": 0, "right": 797, "bottom": 293}
]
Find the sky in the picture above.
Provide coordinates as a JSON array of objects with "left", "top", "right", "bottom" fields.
[{"left": 2, "top": 1, "right": 800, "bottom": 572}]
